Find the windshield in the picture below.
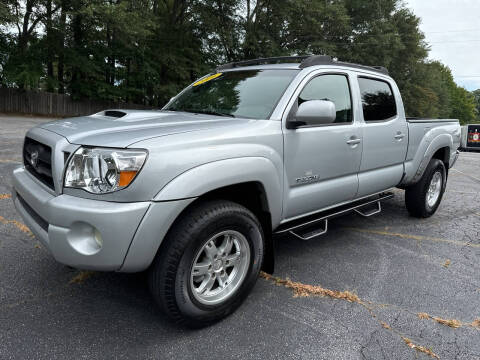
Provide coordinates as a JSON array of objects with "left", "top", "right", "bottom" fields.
[{"left": 165, "top": 69, "right": 299, "bottom": 119}]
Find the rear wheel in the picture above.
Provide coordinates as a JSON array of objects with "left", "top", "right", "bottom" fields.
[
  {"left": 148, "top": 200, "right": 264, "bottom": 327},
  {"left": 405, "top": 158, "right": 447, "bottom": 218}
]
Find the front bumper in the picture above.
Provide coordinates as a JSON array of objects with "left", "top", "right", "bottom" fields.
[
  {"left": 12, "top": 167, "right": 150, "bottom": 270},
  {"left": 12, "top": 166, "right": 195, "bottom": 272}
]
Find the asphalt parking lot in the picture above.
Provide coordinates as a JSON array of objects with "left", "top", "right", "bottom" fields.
[{"left": 0, "top": 114, "right": 479, "bottom": 359}]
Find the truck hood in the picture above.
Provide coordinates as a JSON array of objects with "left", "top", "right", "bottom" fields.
[{"left": 39, "top": 110, "right": 251, "bottom": 148}]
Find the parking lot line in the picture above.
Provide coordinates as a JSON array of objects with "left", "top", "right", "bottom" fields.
[
  {"left": 446, "top": 189, "right": 479, "bottom": 195},
  {"left": 451, "top": 168, "right": 480, "bottom": 183},
  {"left": 346, "top": 227, "right": 480, "bottom": 248}
]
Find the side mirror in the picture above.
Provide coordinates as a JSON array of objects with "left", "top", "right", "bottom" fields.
[{"left": 287, "top": 100, "right": 336, "bottom": 129}]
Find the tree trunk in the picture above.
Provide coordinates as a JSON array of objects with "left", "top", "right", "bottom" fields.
[
  {"left": 58, "top": 1, "right": 67, "bottom": 93},
  {"left": 46, "top": 0, "right": 54, "bottom": 92},
  {"left": 71, "top": 2, "right": 84, "bottom": 98}
]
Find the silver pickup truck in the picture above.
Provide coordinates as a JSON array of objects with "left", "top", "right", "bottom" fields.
[{"left": 12, "top": 55, "right": 460, "bottom": 326}]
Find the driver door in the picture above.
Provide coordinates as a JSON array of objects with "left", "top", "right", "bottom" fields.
[{"left": 283, "top": 72, "right": 362, "bottom": 220}]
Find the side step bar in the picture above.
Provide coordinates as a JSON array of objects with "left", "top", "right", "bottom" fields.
[
  {"left": 354, "top": 201, "right": 382, "bottom": 217},
  {"left": 275, "top": 192, "right": 394, "bottom": 241}
]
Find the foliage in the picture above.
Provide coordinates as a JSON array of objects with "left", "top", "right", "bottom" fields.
[
  {"left": 473, "top": 89, "right": 480, "bottom": 122},
  {"left": 0, "top": 0, "right": 477, "bottom": 122}
]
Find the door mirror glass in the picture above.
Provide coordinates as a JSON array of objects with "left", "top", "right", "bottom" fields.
[{"left": 291, "top": 100, "right": 336, "bottom": 128}]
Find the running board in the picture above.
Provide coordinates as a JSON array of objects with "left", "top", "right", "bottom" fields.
[
  {"left": 354, "top": 201, "right": 382, "bottom": 217},
  {"left": 275, "top": 192, "right": 394, "bottom": 241}
]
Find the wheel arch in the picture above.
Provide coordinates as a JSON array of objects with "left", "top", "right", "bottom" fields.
[
  {"left": 432, "top": 146, "right": 450, "bottom": 168},
  {"left": 402, "top": 133, "right": 453, "bottom": 186},
  {"left": 154, "top": 157, "right": 283, "bottom": 227},
  {"left": 169, "top": 181, "right": 276, "bottom": 273}
]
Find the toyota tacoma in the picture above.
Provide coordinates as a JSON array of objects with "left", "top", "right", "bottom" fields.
[{"left": 12, "top": 55, "right": 461, "bottom": 326}]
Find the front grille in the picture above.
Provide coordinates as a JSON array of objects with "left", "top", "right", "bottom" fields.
[{"left": 23, "top": 137, "right": 54, "bottom": 190}]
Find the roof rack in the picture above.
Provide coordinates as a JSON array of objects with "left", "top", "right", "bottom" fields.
[
  {"left": 216, "top": 55, "right": 389, "bottom": 75},
  {"left": 216, "top": 56, "right": 311, "bottom": 71}
]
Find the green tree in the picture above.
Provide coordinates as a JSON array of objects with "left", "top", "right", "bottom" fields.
[
  {"left": 403, "top": 61, "right": 452, "bottom": 118},
  {"left": 3, "top": 0, "right": 51, "bottom": 89},
  {"left": 0, "top": 0, "right": 475, "bottom": 117},
  {"left": 449, "top": 85, "right": 476, "bottom": 125},
  {"left": 472, "top": 89, "right": 480, "bottom": 122}
]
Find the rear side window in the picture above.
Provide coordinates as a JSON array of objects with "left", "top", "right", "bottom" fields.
[
  {"left": 298, "top": 74, "right": 353, "bottom": 124},
  {"left": 358, "top": 77, "right": 397, "bottom": 122}
]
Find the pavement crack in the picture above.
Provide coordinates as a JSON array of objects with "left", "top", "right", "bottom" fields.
[{"left": 261, "top": 272, "right": 442, "bottom": 359}]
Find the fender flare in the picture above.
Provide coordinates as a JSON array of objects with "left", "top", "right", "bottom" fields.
[
  {"left": 406, "top": 133, "right": 453, "bottom": 185},
  {"left": 154, "top": 157, "right": 283, "bottom": 226}
]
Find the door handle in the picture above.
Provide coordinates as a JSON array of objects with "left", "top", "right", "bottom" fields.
[
  {"left": 346, "top": 138, "right": 361, "bottom": 145},
  {"left": 394, "top": 133, "right": 405, "bottom": 140}
]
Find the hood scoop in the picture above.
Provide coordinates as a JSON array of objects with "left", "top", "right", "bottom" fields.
[{"left": 103, "top": 110, "right": 127, "bottom": 118}]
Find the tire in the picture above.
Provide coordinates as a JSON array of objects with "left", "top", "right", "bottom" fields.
[
  {"left": 148, "top": 200, "right": 264, "bottom": 327},
  {"left": 405, "top": 158, "right": 447, "bottom": 218}
]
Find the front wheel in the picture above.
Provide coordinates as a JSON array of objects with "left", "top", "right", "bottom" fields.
[
  {"left": 405, "top": 158, "right": 447, "bottom": 218},
  {"left": 148, "top": 200, "right": 264, "bottom": 327}
]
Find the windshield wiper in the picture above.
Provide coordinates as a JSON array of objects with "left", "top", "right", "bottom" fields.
[
  {"left": 173, "top": 109, "right": 236, "bottom": 118},
  {"left": 199, "top": 110, "right": 236, "bottom": 118}
]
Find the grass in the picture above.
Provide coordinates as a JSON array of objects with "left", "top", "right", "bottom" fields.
[
  {"left": 402, "top": 337, "right": 439, "bottom": 359},
  {"left": 260, "top": 272, "right": 362, "bottom": 303},
  {"left": 432, "top": 317, "right": 462, "bottom": 329}
]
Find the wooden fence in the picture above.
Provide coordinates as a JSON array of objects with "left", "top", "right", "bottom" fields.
[{"left": 0, "top": 88, "right": 154, "bottom": 117}]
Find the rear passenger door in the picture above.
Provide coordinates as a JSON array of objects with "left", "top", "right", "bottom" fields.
[{"left": 356, "top": 76, "right": 408, "bottom": 197}]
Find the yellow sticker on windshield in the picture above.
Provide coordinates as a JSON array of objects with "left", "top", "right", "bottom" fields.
[{"left": 193, "top": 73, "right": 222, "bottom": 87}]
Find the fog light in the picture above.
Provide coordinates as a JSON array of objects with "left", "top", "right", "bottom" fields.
[
  {"left": 67, "top": 222, "right": 102, "bottom": 255},
  {"left": 94, "top": 228, "right": 103, "bottom": 248}
]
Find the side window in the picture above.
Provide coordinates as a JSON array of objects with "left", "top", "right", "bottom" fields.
[
  {"left": 298, "top": 74, "right": 353, "bottom": 124},
  {"left": 358, "top": 77, "right": 397, "bottom": 122}
]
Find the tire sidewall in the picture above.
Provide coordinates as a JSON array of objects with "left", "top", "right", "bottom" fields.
[
  {"left": 174, "top": 208, "right": 264, "bottom": 323},
  {"left": 422, "top": 159, "right": 446, "bottom": 215}
]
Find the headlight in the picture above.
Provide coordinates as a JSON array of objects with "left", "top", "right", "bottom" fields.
[{"left": 64, "top": 147, "right": 147, "bottom": 194}]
